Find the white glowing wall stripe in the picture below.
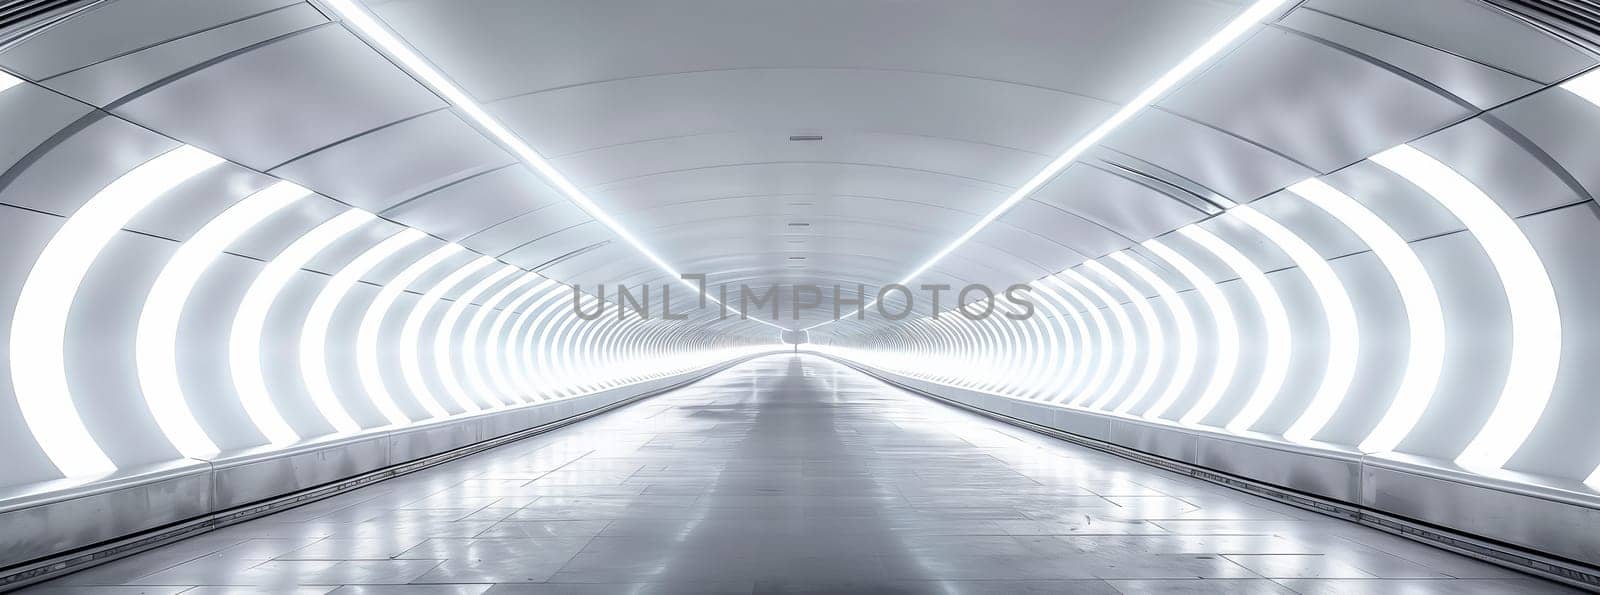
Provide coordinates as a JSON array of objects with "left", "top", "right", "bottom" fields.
[
  {"left": 1034, "top": 281, "right": 1090, "bottom": 400},
  {"left": 510, "top": 283, "right": 565, "bottom": 398},
  {"left": 1086, "top": 259, "right": 1161, "bottom": 413},
  {"left": 1563, "top": 68, "right": 1600, "bottom": 108},
  {"left": 488, "top": 278, "right": 552, "bottom": 400},
  {"left": 1071, "top": 268, "right": 1136, "bottom": 408},
  {"left": 359, "top": 243, "right": 459, "bottom": 420},
  {"left": 473, "top": 274, "right": 541, "bottom": 403},
  {"left": 436, "top": 264, "right": 515, "bottom": 410},
  {"left": 1143, "top": 237, "right": 1239, "bottom": 425},
  {"left": 231, "top": 209, "right": 373, "bottom": 444},
  {"left": 1229, "top": 204, "right": 1359, "bottom": 443},
  {"left": 1028, "top": 282, "right": 1077, "bottom": 399},
  {"left": 402, "top": 255, "right": 493, "bottom": 413},
  {"left": 1181, "top": 224, "right": 1290, "bottom": 434},
  {"left": 136, "top": 181, "right": 308, "bottom": 459},
  {"left": 1111, "top": 251, "right": 1196, "bottom": 418},
  {"left": 1372, "top": 145, "right": 1561, "bottom": 471},
  {"left": 1053, "top": 273, "right": 1116, "bottom": 406},
  {"left": 0, "top": 71, "right": 21, "bottom": 93},
  {"left": 11, "top": 145, "right": 222, "bottom": 476},
  {"left": 299, "top": 227, "right": 423, "bottom": 434},
  {"left": 1287, "top": 179, "right": 1445, "bottom": 453}
]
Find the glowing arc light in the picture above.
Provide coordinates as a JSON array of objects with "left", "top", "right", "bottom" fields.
[
  {"left": 12, "top": 145, "right": 222, "bottom": 476},
  {"left": 137, "top": 181, "right": 309, "bottom": 459},
  {"left": 1373, "top": 145, "right": 1560, "bottom": 471}
]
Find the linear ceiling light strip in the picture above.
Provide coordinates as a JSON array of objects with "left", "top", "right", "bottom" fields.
[
  {"left": 322, "top": 0, "right": 782, "bottom": 330},
  {"left": 888, "top": 0, "right": 1287, "bottom": 289},
  {"left": 12, "top": 145, "right": 221, "bottom": 477},
  {"left": 1372, "top": 144, "right": 1560, "bottom": 472},
  {"left": 137, "top": 180, "right": 307, "bottom": 460}
]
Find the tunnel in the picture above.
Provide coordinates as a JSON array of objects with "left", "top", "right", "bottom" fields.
[{"left": 2, "top": 0, "right": 1600, "bottom": 592}]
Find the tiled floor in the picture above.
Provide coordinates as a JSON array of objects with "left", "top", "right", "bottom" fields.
[{"left": 25, "top": 354, "right": 1578, "bottom": 594}]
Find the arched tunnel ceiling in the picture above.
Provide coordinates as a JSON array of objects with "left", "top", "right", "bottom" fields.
[{"left": 1, "top": 0, "right": 1596, "bottom": 332}]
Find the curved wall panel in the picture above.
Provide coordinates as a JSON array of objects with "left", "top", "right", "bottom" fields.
[
  {"left": 0, "top": 73, "right": 772, "bottom": 570},
  {"left": 816, "top": 67, "right": 1600, "bottom": 566}
]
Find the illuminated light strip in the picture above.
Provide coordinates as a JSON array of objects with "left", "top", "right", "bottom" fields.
[
  {"left": 1288, "top": 180, "right": 1441, "bottom": 453},
  {"left": 457, "top": 270, "right": 529, "bottom": 406},
  {"left": 437, "top": 264, "right": 516, "bottom": 410},
  {"left": 1027, "top": 282, "right": 1076, "bottom": 400},
  {"left": 1144, "top": 237, "right": 1239, "bottom": 424},
  {"left": 1373, "top": 145, "right": 1561, "bottom": 471},
  {"left": 1229, "top": 204, "right": 1358, "bottom": 443},
  {"left": 1032, "top": 281, "right": 1089, "bottom": 400},
  {"left": 1015, "top": 304, "right": 1051, "bottom": 398},
  {"left": 137, "top": 181, "right": 307, "bottom": 459},
  {"left": 1180, "top": 224, "right": 1289, "bottom": 433},
  {"left": 12, "top": 145, "right": 221, "bottom": 476},
  {"left": 232, "top": 209, "right": 373, "bottom": 444},
  {"left": 1009, "top": 302, "right": 1054, "bottom": 400},
  {"left": 1043, "top": 275, "right": 1107, "bottom": 404},
  {"left": 1086, "top": 259, "right": 1162, "bottom": 413},
  {"left": 357, "top": 243, "right": 458, "bottom": 421},
  {"left": 479, "top": 275, "right": 546, "bottom": 402},
  {"left": 884, "top": 0, "right": 1288, "bottom": 289},
  {"left": 322, "top": 0, "right": 782, "bottom": 331},
  {"left": 540, "top": 301, "right": 586, "bottom": 398},
  {"left": 1563, "top": 68, "right": 1600, "bottom": 107},
  {"left": 0, "top": 71, "right": 23, "bottom": 93},
  {"left": 403, "top": 255, "right": 494, "bottom": 413},
  {"left": 1111, "top": 251, "right": 1196, "bottom": 417},
  {"left": 1063, "top": 269, "right": 1133, "bottom": 408},
  {"left": 970, "top": 314, "right": 1005, "bottom": 392},
  {"left": 515, "top": 285, "right": 569, "bottom": 399},
  {"left": 563, "top": 306, "right": 603, "bottom": 393},
  {"left": 300, "top": 227, "right": 422, "bottom": 433},
  {"left": 1045, "top": 275, "right": 1110, "bottom": 404}
]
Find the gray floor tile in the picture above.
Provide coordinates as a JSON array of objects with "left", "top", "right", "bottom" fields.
[{"left": 24, "top": 356, "right": 1562, "bottom": 593}]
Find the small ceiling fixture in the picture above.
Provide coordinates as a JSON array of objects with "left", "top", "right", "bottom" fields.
[{"left": 788, "top": 135, "right": 824, "bottom": 141}]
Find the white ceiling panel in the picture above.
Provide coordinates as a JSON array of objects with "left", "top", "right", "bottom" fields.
[
  {"left": 1160, "top": 28, "right": 1471, "bottom": 173},
  {"left": 1305, "top": 0, "right": 1596, "bottom": 84},
  {"left": 1026, "top": 165, "right": 1204, "bottom": 244},
  {"left": 1277, "top": 8, "right": 1540, "bottom": 109},
  {"left": 112, "top": 25, "right": 447, "bottom": 170},
  {"left": 489, "top": 68, "right": 1114, "bottom": 159},
  {"left": 370, "top": 0, "right": 1241, "bottom": 101},
  {"left": 42, "top": 3, "right": 329, "bottom": 107},
  {"left": 383, "top": 166, "right": 565, "bottom": 241},
  {"left": 459, "top": 202, "right": 594, "bottom": 258},
  {"left": 270, "top": 109, "right": 514, "bottom": 212},
  {"left": 0, "top": 0, "right": 301, "bottom": 79},
  {"left": 1104, "top": 108, "right": 1316, "bottom": 201}
]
